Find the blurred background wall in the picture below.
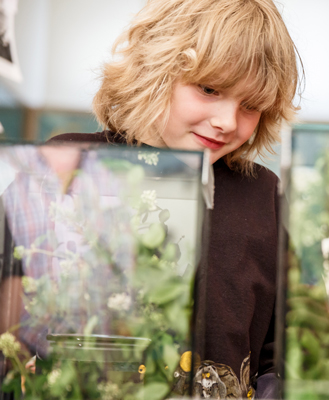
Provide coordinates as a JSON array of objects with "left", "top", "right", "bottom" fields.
[
  {"left": 2, "top": 0, "right": 145, "bottom": 110},
  {"left": 0, "top": 0, "right": 328, "bottom": 171},
  {"left": 0, "top": 0, "right": 145, "bottom": 141}
]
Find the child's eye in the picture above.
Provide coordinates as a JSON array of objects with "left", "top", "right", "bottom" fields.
[
  {"left": 199, "top": 85, "right": 219, "bottom": 96},
  {"left": 241, "top": 102, "right": 259, "bottom": 113}
]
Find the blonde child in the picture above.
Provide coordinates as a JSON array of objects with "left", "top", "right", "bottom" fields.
[{"left": 52, "top": 0, "right": 301, "bottom": 397}]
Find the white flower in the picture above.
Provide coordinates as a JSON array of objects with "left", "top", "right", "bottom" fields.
[
  {"left": 131, "top": 214, "right": 141, "bottom": 231},
  {"left": 87, "top": 232, "right": 98, "bottom": 248},
  {"left": 29, "top": 297, "right": 38, "bottom": 306},
  {"left": 48, "top": 201, "right": 82, "bottom": 229},
  {"left": 22, "top": 276, "right": 37, "bottom": 293},
  {"left": 59, "top": 252, "right": 80, "bottom": 277},
  {"left": 141, "top": 190, "right": 157, "bottom": 211},
  {"left": 138, "top": 151, "right": 160, "bottom": 166},
  {"left": 98, "top": 382, "right": 120, "bottom": 400},
  {"left": 59, "top": 259, "right": 75, "bottom": 277},
  {"left": 0, "top": 332, "right": 21, "bottom": 358},
  {"left": 13, "top": 245, "right": 25, "bottom": 260},
  {"left": 322, "top": 238, "right": 329, "bottom": 259},
  {"left": 47, "top": 369, "right": 62, "bottom": 386},
  {"left": 107, "top": 292, "right": 132, "bottom": 311}
]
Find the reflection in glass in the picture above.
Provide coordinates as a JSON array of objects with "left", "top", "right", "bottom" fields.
[{"left": 0, "top": 144, "right": 209, "bottom": 399}]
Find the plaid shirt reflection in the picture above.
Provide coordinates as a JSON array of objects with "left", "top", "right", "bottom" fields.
[{"left": 1, "top": 146, "right": 133, "bottom": 355}]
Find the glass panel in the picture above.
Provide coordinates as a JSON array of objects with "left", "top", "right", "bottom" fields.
[
  {"left": 278, "top": 124, "right": 329, "bottom": 399},
  {"left": 0, "top": 143, "right": 209, "bottom": 399}
]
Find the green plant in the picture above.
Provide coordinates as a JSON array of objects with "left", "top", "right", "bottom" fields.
[{"left": 1, "top": 151, "right": 196, "bottom": 399}]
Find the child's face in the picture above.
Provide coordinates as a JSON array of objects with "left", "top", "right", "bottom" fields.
[{"left": 159, "top": 79, "right": 261, "bottom": 164}]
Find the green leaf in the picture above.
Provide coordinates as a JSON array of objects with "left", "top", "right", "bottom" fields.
[
  {"left": 159, "top": 209, "right": 170, "bottom": 223},
  {"left": 162, "top": 243, "right": 181, "bottom": 262},
  {"left": 141, "top": 223, "right": 166, "bottom": 249},
  {"left": 164, "top": 302, "right": 190, "bottom": 336},
  {"left": 145, "top": 352, "right": 156, "bottom": 374},
  {"left": 2, "top": 371, "right": 22, "bottom": 399},
  {"left": 83, "top": 315, "right": 98, "bottom": 336},
  {"left": 134, "top": 339, "right": 150, "bottom": 360},
  {"left": 102, "top": 158, "right": 133, "bottom": 172},
  {"left": 160, "top": 332, "right": 174, "bottom": 345},
  {"left": 137, "top": 382, "right": 169, "bottom": 400},
  {"left": 127, "top": 165, "right": 145, "bottom": 185},
  {"left": 142, "top": 212, "right": 149, "bottom": 223},
  {"left": 33, "top": 234, "right": 47, "bottom": 247},
  {"left": 46, "top": 230, "right": 59, "bottom": 249},
  {"left": 300, "top": 329, "right": 320, "bottom": 362},
  {"left": 48, "top": 363, "right": 76, "bottom": 397},
  {"left": 163, "top": 344, "right": 180, "bottom": 374},
  {"left": 148, "top": 281, "right": 185, "bottom": 304}
]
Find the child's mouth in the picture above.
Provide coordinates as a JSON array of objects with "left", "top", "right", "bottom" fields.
[{"left": 192, "top": 133, "right": 226, "bottom": 150}]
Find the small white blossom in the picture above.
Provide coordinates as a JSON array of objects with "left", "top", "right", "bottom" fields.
[
  {"left": 59, "top": 259, "right": 75, "bottom": 277},
  {"left": 138, "top": 151, "right": 160, "bottom": 166},
  {"left": 59, "top": 252, "right": 80, "bottom": 277},
  {"left": 22, "top": 276, "right": 37, "bottom": 293},
  {"left": 13, "top": 245, "right": 25, "bottom": 260},
  {"left": 48, "top": 201, "right": 82, "bottom": 229},
  {"left": 141, "top": 190, "right": 157, "bottom": 211},
  {"left": 29, "top": 297, "right": 38, "bottom": 306},
  {"left": 107, "top": 292, "right": 132, "bottom": 311},
  {"left": 47, "top": 369, "right": 62, "bottom": 386},
  {"left": 0, "top": 332, "right": 21, "bottom": 358},
  {"left": 322, "top": 238, "right": 329, "bottom": 259},
  {"left": 3, "top": 370, "right": 15, "bottom": 385},
  {"left": 98, "top": 382, "right": 120, "bottom": 400},
  {"left": 87, "top": 234, "right": 98, "bottom": 248},
  {"left": 159, "top": 260, "right": 176, "bottom": 270}
]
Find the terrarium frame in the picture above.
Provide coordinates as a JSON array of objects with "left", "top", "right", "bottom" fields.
[{"left": 276, "top": 123, "right": 329, "bottom": 400}]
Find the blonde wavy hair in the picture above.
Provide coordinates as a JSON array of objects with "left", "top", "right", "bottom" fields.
[{"left": 93, "top": 0, "right": 302, "bottom": 174}]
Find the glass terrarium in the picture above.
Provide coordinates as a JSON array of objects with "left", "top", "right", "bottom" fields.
[
  {"left": 0, "top": 143, "right": 212, "bottom": 400},
  {"left": 277, "top": 124, "right": 329, "bottom": 400}
]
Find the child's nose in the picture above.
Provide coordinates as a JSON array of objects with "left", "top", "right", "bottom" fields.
[{"left": 209, "top": 100, "right": 238, "bottom": 134}]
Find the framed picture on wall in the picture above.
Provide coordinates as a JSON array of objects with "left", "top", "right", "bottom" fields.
[{"left": 0, "top": 0, "right": 21, "bottom": 82}]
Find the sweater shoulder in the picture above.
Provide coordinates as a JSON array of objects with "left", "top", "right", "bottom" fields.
[
  {"left": 214, "top": 159, "right": 279, "bottom": 185},
  {"left": 252, "top": 162, "right": 279, "bottom": 187}
]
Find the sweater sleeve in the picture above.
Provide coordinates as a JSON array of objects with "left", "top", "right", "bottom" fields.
[
  {"left": 255, "top": 303, "right": 282, "bottom": 399},
  {"left": 258, "top": 303, "right": 276, "bottom": 376},
  {"left": 255, "top": 174, "right": 282, "bottom": 398},
  {"left": 255, "top": 373, "right": 280, "bottom": 399}
]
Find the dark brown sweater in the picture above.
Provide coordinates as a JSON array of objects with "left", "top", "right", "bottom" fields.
[{"left": 50, "top": 131, "right": 280, "bottom": 397}]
